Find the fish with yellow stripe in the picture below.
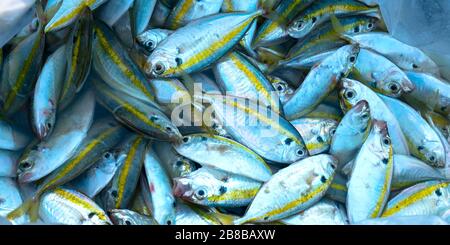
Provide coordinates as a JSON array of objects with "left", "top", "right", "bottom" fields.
[
  {"left": 59, "top": 7, "right": 94, "bottom": 110},
  {"left": 290, "top": 118, "right": 338, "bottom": 155},
  {"left": 174, "top": 134, "right": 272, "bottom": 182},
  {"left": 287, "top": 0, "right": 378, "bottom": 39},
  {"left": 145, "top": 10, "right": 263, "bottom": 78},
  {"left": 252, "top": 0, "right": 315, "bottom": 47},
  {"left": 142, "top": 144, "right": 176, "bottom": 225},
  {"left": 166, "top": 0, "right": 223, "bottom": 30},
  {"left": 93, "top": 21, "right": 156, "bottom": 104},
  {"left": 213, "top": 51, "right": 282, "bottom": 114},
  {"left": 39, "top": 188, "right": 111, "bottom": 225},
  {"left": 45, "top": 0, "right": 107, "bottom": 33},
  {"left": 130, "top": 0, "right": 157, "bottom": 37},
  {"left": 173, "top": 167, "right": 262, "bottom": 207},
  {"left": 381, "top": 180, "right": 450, "bottom": 218},
  {"left": 347, "top": 120, "right": 393, "bottom": 224},
  {"left": 100, "top": 134, "right": 147, "bottom": 210},
  {"left": 93, "top": 78, "right": 182, "bottom": 142},
  {"left": 326, "top": 173, "right": 348, "bottom": 204},
  {"left": 0, "top": 3, "right": 46, "bottom": 116},
  {"left": 233, "top": 154, "right": 337, "bottom": 224}
]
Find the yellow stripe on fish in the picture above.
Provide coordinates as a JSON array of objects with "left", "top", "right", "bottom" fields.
[
  {"left": 370, "top": 146, "right": 393, "bottom": 218},
  {"left": 207, "top": 187, "right": 260, "bottom": 203},
  {"left": 45, "top": 0, "right": 97, "bottom": 32},
  {"left": 95, "top": 26, "right": 154, "bottom": 101},
  {"left": 54, "top": 188, "right": 109, "bottom": 221},
  {"left": 304, "top": 4, "right": 373, "bottom": 20},
  {"left": 169, "top": 0, "right": 195, "bottom": 29}
]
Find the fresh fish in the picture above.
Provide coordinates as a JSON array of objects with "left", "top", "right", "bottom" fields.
[
  {"left": 234, "top": 154, "right": 337, "bottom": 224},
  {"left": 201, "top": 94, "right": 308, "bottom": 164},
  {"left": 343, "top": 32, "right": 440, "bottom": 75},
  {"left": 150, "top": 78, "right": 191, "bottom": 113},
  {"left": 213, "top": 51, "right": 281, "bottom": 113},
  {"left": 174, "top": 134, "right": 272, "bottom": 182},
  {"left": 145, "top": 11, "right": 262, "bottom": 77},
  {"left": 175, "top": 201, "right": 218, "bottom": 225},
  {"left": 280, "top": 49, "right": 338, "bottom": 70},
  {"left": 136, "top": 28, "right": 173, "bottom": 54},
  {"left": 306, "top": 104, "right": 343, "bottom": 121},
  {"left": 142, "top": 145, "right": 176, "bottom": 225},
  {"left": 59, "top": 7, "right": 94, "bottom": 110},
  {"left": 100, "top": 135, "right": 146, "bottom": 210},
  {"left": 268, "top": 76, "right": 294, "bottom": 105},
  {"left": 69, "top": 150, "right": 124, "bottom": 198},
  {"left": 339, "top": 78, "right": 410, "bottom": 155},
  {"left": 284, "top": 45, "right": 359, "bottom": 120},
  {"left": 96, "top": 0, "right": 134, "bottom": 27},
  {"left": 166, "top": 0, "right": 223, "bottom": 30},
  {"left": 0, "top": 150, "right": 19, "bottom": 177},
  {"left": 252, "top": 0, "right": 315, "bottom": 47},
  {"left": 32, "top": 45, "right": 67, "bottom": 140},
  {"left": 404, "top": 71, "right": 450, "bottom": 117},
  {"left": 153, "top": 142, "right": 197, "bottom": 178},
  {"left": 381, "top": 180, "right": 450, "bottom": 218},
  {"left": 279, "top": 199, "right": 348, "bottom": 225},
  {"left": 326, "top": 173, "right": 348, "bottom": 203},
  {"left": 290, "top": 118, "right": 338, "bottom": 155},
  {"left": 149, "top": 0, "right": 171, "bottom": 28},
  {"left": 357, "top": 215, "right": 448, "bottom": 225},
  {"left": 130, "top": 0, "right": 157, "bottom": 36},
  {"left": 347, "top": 120, "right": 393, "bottom": 223},
  {"left": 17, "top": 90, "right": 95, "bottom": 183},
  {"left": 381, "top": 94, "right": 445, "bottom": 167},
  {"left": 0, "top": 177, "right": 28, "bottom": 225},
  {"left": 39, "top": 188, "right": 111, "bottom": 225},
  {"left": 45, "top": 0, "right": 107, "bottom": 32},
  {"left": 353, "top": 49, "right": 415, "bottom": 97},
  {"left": 0, "top": 119, "right": 30, "bottom": 151},
  {"left": 330, "top": 100, "right": 371, "bottom": 165},
  {"left": 173, "top": 167, "right": 262, "bottom": 207},
  {"left": 93, "top": 78, "right": 182, "bottom": 142},
  {"left": 93, "top": 21, "right": 155, "bottom": 103},
  {"left": 109, "top": 209, "right": 158, "bottom": 225},
  {"left": 287, "top": 0, "right": 377, "bottom": 39}
]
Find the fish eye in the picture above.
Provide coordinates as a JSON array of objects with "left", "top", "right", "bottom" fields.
[
  {"left": 47, "top": 122, "right": 52, "bottom": 129},
  {"left": 311, "top": 17, "right": 317, "bottom": 23},
  {"left": 146, "top": 40, "right": 155, "bottom": 48},
  {"left": 329, "top": 127, "right": 336, "bottom": 136},
  {"left": 166, "top": 220, "right": 172, "bottom": 225},
  {"left": 104, "top": 152, "right": 111, "bottom": 159},
  {"left": 412, "top": 64, "right": 419, "bottom": 69},
  {"left": 175, "top": 57, "right": 183, "bottom": 66},
  {"left": 388, "top": 82, "right": 400, "bottom": 93},
  {"left": 354, "top": 26, "right": 360, "bottom": 33},
  {"left": 295, "top": 21, "right": 304, "bottom": 29},
  {"left": 166, "top": 126, "right": 173, "bottom": 132},
  {"left": 361, "top": 112, "right": 370, "bottom": 119},
  {"left": 344, "top": 89, "right": 356, "bottom": 100},
  {"left": 429, "top": 154, "right": 437, "bottom": 163},
  {"left": 296, "top": 149, "right": 305, "bottom": 157},
  {"left": 176, "top": 160, "right": 184, "bottom": 166},
  {"left": 348, "top": 55, "right": 357, "bottom": 63},
  {"left": 182, "top": 137, "right": 190, "bottom": 143},
  {"left": 124, "top": 219, "right": 132, "bottom": 225},
  {"left": 382, "top": 136, "right": 391, "bottom": 146},
  {"left": 195, "top": 188, "right": 207, "bottom": 200},
  {"left": 367, "top": 23, "right": 374, "bottom": 29},
  {"left": 276, "top": 84, "right": 284, "bottom": 91},
  {"left": 19, "top": 161, "right": 33, "bottom": 171},
  {"left": 153, "top": 62, "right": 166, "bottom": 75}
]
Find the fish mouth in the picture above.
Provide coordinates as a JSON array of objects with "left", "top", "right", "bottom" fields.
[
  {"left": 402, "top": 80, "right": 416, "bottom": 93},
  {"left": 353, "top": 100, "right": 369, "bottom": 112},
  {"left": 172, "top": 179, "right": 191, "bottom": 198},
  {"left": 17, "top": 171, "right": 34, "bottom": 183},
  {"left": 35, "top": 124, "right": 50, "bottom": 140}
]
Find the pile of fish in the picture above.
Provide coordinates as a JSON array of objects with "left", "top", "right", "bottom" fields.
[{"left": 1, "top": 0, "right": 450, "bottom": 225}]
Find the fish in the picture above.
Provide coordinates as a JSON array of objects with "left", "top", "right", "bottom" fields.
[
  {"left": 213, "top": 51, "right": 281, "bottom": 113},
  {"left": 142, "top": 145, "right": 176, "bottom": 225},
  {"left": 130, "top": 0, "right": 157, "bottom": 36},
  {"left": 149, "top": 0, "right": 172, "bottom": 28},
  {"left": 326, "top": 173, "right": 348, "bottom": 203},
  {"left": 100, "top": 135, "right": 147, "bottom": 210},
  {"left": 96, "top": 0, "right": 135, "bottom": 27},
  {"left": 136, "top": 28, "right": 173, "bottom": 54},
  {"left": 290, "top": 118, "right": 338, "bottom": 155},
  {"left": 201, "top": 94, "right": 308, "bottom": 164},
  {"left": 0, "top": 150, "right": 20, "bottom": 177},
  {"left": 339, "top": 78, "right": 410, "bottom": 155},
  {"left": 45, "top": 0, "right": 107, "bottom": 32},
  {"left": 252, "top": 0, "right": 315, "bottom": 47},
  {"left": 234, "top": 154, "right": 337, "bottom": 224},
  {"left": 330, "top": 100, "right": 371, "bottom": 165},
  {"left": 145, "top": 11, "right": 262, "bottom": 77},
  {"left": 93, "top": 78, "right": 182, "bottom": 142},
  {"left": 166, "top": 0, "right": 223, "bottom": 30},
  {"left": 342, "top": 32, "right": 440, "bottom": 75},
  {"left": 283, "top": 44, "right": 359, "bottom": 120},
  {"left": 31, "top": 45, "right": 67, "bottom": 140},
  {"left": 0, "top": 177, "right": 29, "bottom": 225},
  {"left": 381, "top": 94, "right": 445, "bottom": 167},
  {"left": 153, "top": 141, "right": 197, "bottom": 178},
  {"left": 268, "top": 76, "right": 294, "bottom": 105},
  {"left": 279, "top": 198, "right": 348, "bottom": 225},
  {"left": 39, "top": 188, "right": 111, "bottom": 225},
  {"left": 306, "top": 104, "right": 343, "bottom": 121},
  {"left": 173, "top": 167, "right": 262, "bottom": 207},
  {"left": 347, "top": 120, "right": 393, "bottom": 223},
  {"left": 381, "top": 180, "right": 450, "bottom": 218},
  {"left": 59, "top": 7, "right": 94, "bottom": 110},
  {"left": 357, "top": 215, "right": 448, "bottom": 225},
  {"left": 353, "top": 49, "right": 415, "bottom": 97},
  {"left": 109, "top": 209, "right": 158, "bottom": 225},
  {"left": 287, "top": 0, "right": 377, "bottom": 39},
  {"left": 0, "top": 118, "right": 30, "bottom": 151},
  {"left": 17, "top": 90, "right": 95, "bottom": 183}
]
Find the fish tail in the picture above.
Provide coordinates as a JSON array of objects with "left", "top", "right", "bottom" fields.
[
  {"left": 6, "top": 198, "right": 34, "bottom": 223},
  {"left": 35, "top": 0, "right": 47, "bottom": 27}
]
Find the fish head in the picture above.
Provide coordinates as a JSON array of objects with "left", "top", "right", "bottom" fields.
[
  {"left": 338, "top": 44, "right": 360, "bottom": 77},
  {"left": 17, "top": 148, "right": 44, "bottom": 183},
  {"left": 151, "top": 113, "right": 183, "bottom": 141},
  {"left": 173, "top": 168, "right": 224, "bottom": 206},
  {"left": 109, "top": 209, "right": 143, "bottom": 225},
  {"left": 339, "top": 78, "right": 364, "bottom": 111},
  {"left": 136, "top": 32, "right": 159, "bottom": 52},
  {"left": 356, "top": 17, "right": 378, "bottom": 34},
  {"left": 372, "top": 119, "right": 393, "bottom": 160},
  {"left": 145, "top": 49, "right": 178, "bottom": 78},
  {"left": 172, "top": 157, "right": 197, "bottom": 177},
  {"left": 349, "top": 100, "right": 371, "bottom": 132},
  {"left": 376, "top": 70, "right": 415, "bottom": 97},
  {"left": 288, "top": 16, "right": 316, "bottom": 39},
  {"left": 281, "top": 138, "right": 309, "bottom": 163},
  {"left": 97, "top": 150, "right": 120, "bottom": 174},
  {"left": 420, "top": 141, "right": 446, "bottom": 168},
  {"left": 32, "top": 107, "right": 56, "bottom": 140}
]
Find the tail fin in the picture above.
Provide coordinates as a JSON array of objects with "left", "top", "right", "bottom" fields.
[{"left": 6, "top": 198, "right": 40, "bottom": 224}]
